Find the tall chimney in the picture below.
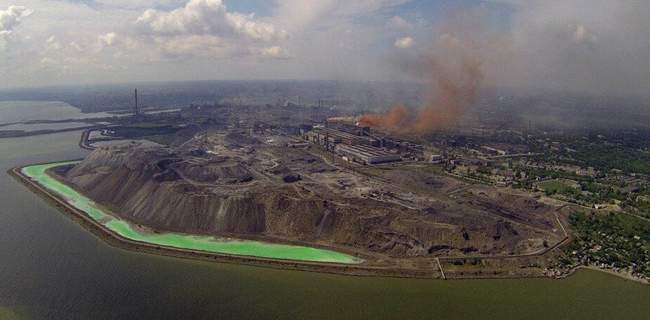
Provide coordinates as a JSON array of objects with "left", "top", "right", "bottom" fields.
[{"left": 134, "top": 88, "right": 139, "bottom": 115}]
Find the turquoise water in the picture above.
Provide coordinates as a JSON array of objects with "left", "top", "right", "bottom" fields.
[{"left": 21, "top": 162, "right": 361, "bottom": 264}]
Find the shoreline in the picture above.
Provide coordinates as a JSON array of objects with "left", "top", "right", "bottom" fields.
[
  {"left": 45, "top": 163, "right": 376, "bottom": 263},
  {"left": 0, "top": 125, "right": 102, "bottom": 139},
  {"left": 559, "top": 265, "right": 649, "bottom": 285},
  {"left": 9, "top": 161, "right": 649, "bottom": 284},
  {"left": 78, "top": 128, "right": 97, "bottom": 150},
  {"left": 9, "top": 162, "right": 436, "bottom": 279}
]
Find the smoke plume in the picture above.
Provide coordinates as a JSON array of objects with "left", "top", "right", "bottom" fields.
[{"left": 358, "top": 33, "right": 483, "bottom": 134}]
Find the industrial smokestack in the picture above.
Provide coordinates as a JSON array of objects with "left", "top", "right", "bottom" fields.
[{"left": 134, "top": 88, "right": 139, "bottom": 116}]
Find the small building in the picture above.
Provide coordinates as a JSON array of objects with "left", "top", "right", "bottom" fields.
[
  {"left": 428, "top": 154, "right": 444, "bottom": 164},
  {"left": 481, "top": 145, "right": 507, "bottom": 156}
]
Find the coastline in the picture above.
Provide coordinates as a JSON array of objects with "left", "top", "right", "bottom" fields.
[
  {"left": 8, "top": 161, "right": 649, "bottom": 284},
  {"left": 0, "top": 125, "right": 101, "bottom": 139},
  {"left": 558, "top": 265, "right": 649, "bottom": 285},
  {"left": 8, "top": 162, "right": 437, "bottom": 279}
]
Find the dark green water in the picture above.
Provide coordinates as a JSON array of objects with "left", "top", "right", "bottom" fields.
[{"left": 1, "top": 131, "right": 649, "bottom": 320}]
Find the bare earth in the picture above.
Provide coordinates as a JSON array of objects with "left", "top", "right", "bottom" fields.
[{"left": 56, "top": 130, "right": 570, "bottom": 276}]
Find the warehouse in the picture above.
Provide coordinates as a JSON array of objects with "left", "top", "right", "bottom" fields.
[
  {"left": 304, "top": 127, "right": 378, "bottom": 147},
  {"left": 334, "top": 144, "right": 401, "bottom": 165}
]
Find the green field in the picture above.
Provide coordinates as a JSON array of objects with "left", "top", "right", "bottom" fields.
[
  {"left": 538, "top": 179, "right": 578, "bottom": 195},
  {"left": 573, "top": 145, "right": 650, "bottom": 174},
  {"left": 21, "top": 162, "right": 361, "bottom": 264},
  {"left": 0, "top": 307, "right": 22, "bottom": 320}
]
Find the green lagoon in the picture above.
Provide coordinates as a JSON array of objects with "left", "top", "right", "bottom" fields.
[{"left": 21, "top": 162, "right": 360, "bottom": 264}]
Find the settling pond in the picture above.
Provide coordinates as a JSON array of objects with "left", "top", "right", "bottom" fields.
[{"left": 21, "top": 161, "right": 360, "bottom": 264}]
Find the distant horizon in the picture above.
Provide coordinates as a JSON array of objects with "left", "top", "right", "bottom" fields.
[
  {"left": 0, "top": 78, "right": 420, "bottom": 91},
  {"left": 2, "top": 79, "right": 650, "bottom": 101}
]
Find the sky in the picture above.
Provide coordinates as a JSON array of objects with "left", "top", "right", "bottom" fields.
[{"left": 1, "top": 0, "right": 649, "bottom": 96}]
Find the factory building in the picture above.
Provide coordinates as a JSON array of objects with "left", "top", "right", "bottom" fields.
[
  {"left": 304, "top": 127, "right": 378, "bottom": 147},
  {"left": 303, "top": 126, "right": 401, "bottom": 165},
  {"left": 334, "top": 144, "right": 401, "bottom": 165}
]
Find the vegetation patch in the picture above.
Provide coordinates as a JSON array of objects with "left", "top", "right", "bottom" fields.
[
  {"left": 573, "top": 145, "right": 650, "bottom": 174},
  {"left": 562, "top": 212, "right": 650, "bottom": 279},
  {"left": 538, "top": 179, "right": 577, "bottom": 196}
]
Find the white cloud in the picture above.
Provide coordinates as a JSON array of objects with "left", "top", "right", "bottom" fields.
[
  {"left": 130, "top": 0, "right": 296, "bottom": 61},
  {"left": 5, "top": 0, "right": 644, "bottom": 98},
  {"left": 94, "top": 0, "right": 187, "bottom": 10},
  {"left": 98, "top": 32, "right": 117, "bottom": 47},
  {"left": 0, "top": 0, "right": 416, "bottom": 87},
  {"left": 0, "top": 5, "right": 33, "bottom": 33},
  {"left": 265, "top": 0, "right": 411, "bottom": 80},
  {"left": 69, "top": 41, "right": 84, "bottom": 52},
  {"left": 96, "top": 32, "right": 139, "bottom": 55},
  {"left": 258, "top": 46, "right": 291, "bottom": 59},
  {"left": 388, "top": 16, "right": 411, "bottom": 30},
  {"left": 136, "top": 0, "right": 286, "bottom": 41},
  {"left": 0, "top": 5, "right": 33, "bottom": 51},
  {"left": 394, "top": 36, "right": 414, "bottom": 49},
  {"left": 46, "top": 35, "right": 62, "bottom": 50},
  {"left": 39, "top": 56, "right": 56, "bottom": 66},
  {"left": 157, "top": 35, "right": 232, "bottom": 58}
]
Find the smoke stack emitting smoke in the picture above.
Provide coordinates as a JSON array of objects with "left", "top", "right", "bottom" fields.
[{"left": 358, "top": 33, "right": 483, "bottom": 134}]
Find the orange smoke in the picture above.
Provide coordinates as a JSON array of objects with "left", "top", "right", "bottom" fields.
[
  {"left": 357, "top": 104, "right": 410, "bottom": 130},
  {"left": 359, "top": 35, "right": 483, "bottom": 134}
]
